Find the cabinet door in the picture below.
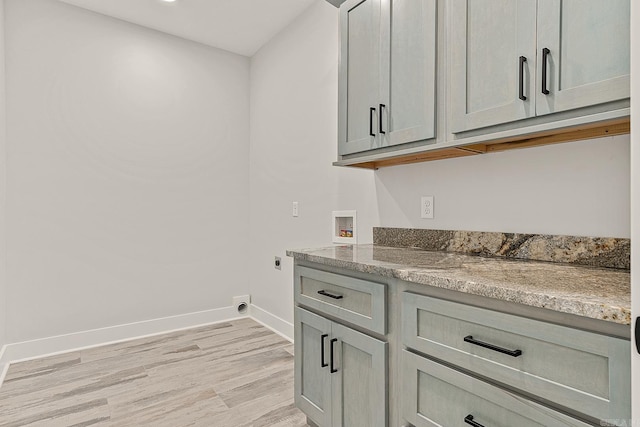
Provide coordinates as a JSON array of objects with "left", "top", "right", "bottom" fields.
[
  {"left": 536, "top": 0, "right": 630, "bottom": 115},
  {"left": 450, "top": 0, "right": 537, "bottom": 133},
  {"left": 379, "top": 0, "right": 437, "bottom": 148},
  {"left": 338, "top": 0, "right": 383, "bottom": 155},
  {"left": 331, "top": 323, "right": 387, "bottom": 427},
  {"left": 295, "top": 307, "right": 332, "bottom": 427}
]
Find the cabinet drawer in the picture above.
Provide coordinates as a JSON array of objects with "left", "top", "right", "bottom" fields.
[
  {"left": 402, "top": 292, "right": 630, "bottom": 422},
  {"left": 401, "top": 350, "right": 590, "bottom": 427},
  {"left": 295, "top": 266, "right": 386, "bottom": 334}
]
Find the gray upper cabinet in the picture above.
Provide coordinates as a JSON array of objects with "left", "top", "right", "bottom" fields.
[
  {"left": 384, "top": 0, "right": 437, "bottom": 148},
  {"left": 535, "top": 0, "right": 630, "bottom": 115},
  {"left": 339, "top": 0, "right": 382, "bottom": 155},
  {"left": 338, "top": 0, "right": 436, "bottom": 155},
  {"left": 450, "top": 0, "right": 537, "bottom": 133},
  {"left": 335, "top": 0, "right": 630, "bottom": 168},
  {"left": 450, "top": 0, "right": 630, "bottom": 134}
]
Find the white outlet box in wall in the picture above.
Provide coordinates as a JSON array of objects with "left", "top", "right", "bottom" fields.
[
  {"left": 421, "top": 196, "right": 434, "bottom": 219},
  {"left": 332, "top": 210, "right": 357, "bottom": 244},
  {"left": 233, "top": 295, "right": 250, "bottom": 315}
]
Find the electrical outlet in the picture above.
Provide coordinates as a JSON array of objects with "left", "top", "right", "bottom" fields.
[
  {"left": 421, "top": 196, "right": 434, "bottom": 219},
  {"left": 274, "top": 256, "right": 282, "bottom": 270},
  {"left": 292, "top": 202, "right": 299, "bottom": 217}
]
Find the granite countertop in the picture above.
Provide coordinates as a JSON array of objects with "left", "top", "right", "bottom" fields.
[{"left": 286, "top": 244, "right": 631, "bottom": 325}]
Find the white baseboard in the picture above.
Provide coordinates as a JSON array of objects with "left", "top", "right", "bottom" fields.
[
  {"left": 0, "top": 304, "right": 294, "bottom": 389},
  {"left": 0, "top": 306, "right": 240, "bottom": 368},
  {"left": 0, "top": 345, "right": 8, "bottom": 386},
  {"left": 250, "top": 304, "right": 293, "bottom": 342}
]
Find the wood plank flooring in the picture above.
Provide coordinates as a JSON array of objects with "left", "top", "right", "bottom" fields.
[{"left": 0, "top": 318, "right": 308, "bottom": 427}]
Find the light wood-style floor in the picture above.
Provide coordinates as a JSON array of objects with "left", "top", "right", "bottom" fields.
[{"left": 0, "top": 318, "right": 308, "bottom": 427}]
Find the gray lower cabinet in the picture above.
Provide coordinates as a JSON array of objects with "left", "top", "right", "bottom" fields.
[
  {"left": 402, "top": 350, "right": 591, "bottom": 427},
  {"left": 295, "top": 307, "right": 332, "bottom": 425},
  {"left": 338, "top": 0, "right": 436, "bottom": 155},
  {"left": 450, "top": 0, "right": 630, "bottom": 133},
  {"left": 293, "top": 264, "right": 631, "bottom": 426},
  {"left": 295, "top": 265, "right": 387, "bottom": 335},
  {"left": 294, "top": 307, "right": 387, "bottom": 427},
  {"left": 401, "top": 291, "right": 631, "bottom": 426}
]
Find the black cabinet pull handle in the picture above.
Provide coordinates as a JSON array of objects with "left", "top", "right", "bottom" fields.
[
  {"left": 369, "top": 107, "right": 376, "bottom": 137},
  {"left": 379, "top": 104, "right": 386, "bottom": 134},
  {"left": 330, "top": 338, "right": 338, "bottom": 373},
  {"left": 464, "top": 335, "right": 522, "bottom": 357},
  {"left": 518, "top": 56, "right": 527, "bottom": 101},
  {"left": 464, "top": 414, "right": 485, "bottom": 427},
  {"left": 542, "top": 48, "right": 550, "bottom": 95},
  {"left": 320, "top": 334, "right": 329, "bottom": 368},
  {"left": 317, "top": 290, "right": 343, "bottom": 300}
]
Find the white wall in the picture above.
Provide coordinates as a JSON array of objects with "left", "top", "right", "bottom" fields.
[
  {"left": 4, "top": 0, "right": 250, "bottom": 343},
  {"left": 376, "top": 135, "right": 630, "bottom": 238},
  {"left": 0, "top": 0, "right": 7, "bottom": 352},
  {"left": 249, "top": 0, "right": 379, "bottom": 326},
  {"left": 630, "top": 0, "right": 639, "bottom": 418},
  {"left": 249, "top": 0, "right": 631, "bottom": 330}
]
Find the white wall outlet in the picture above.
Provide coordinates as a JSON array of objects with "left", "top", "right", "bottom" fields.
[
  {"left": 421, "top": 196, "right": 434, "bottom": 219},
  {"left": 292, "top": 201, "right": 299, "bottom": 217},
  {"left": 274, "top": 256, "right": 282, "bottom": 270}
]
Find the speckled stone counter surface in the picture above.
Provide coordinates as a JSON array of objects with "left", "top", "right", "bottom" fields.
[
  {"left": 374, "top": 227, "right": 631, "bottom": 270},
  {"left": 286, "top": 245, "right": 631, "bottom": 325}
]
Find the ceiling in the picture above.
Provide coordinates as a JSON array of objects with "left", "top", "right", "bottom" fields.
[{"left": 58, "top": 0, "right": 317, "bottom": 57}]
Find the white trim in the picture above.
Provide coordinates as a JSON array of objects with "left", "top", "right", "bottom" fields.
[
  {"left": 250, "top": 304, "right": 293, "bottom": 342},
  {"left": 0, "top": 305, "right": 296, "bottom": 390},
  {"left": 0, "top": 361, "right": 8, "bottom": 387},
  {"left": 0, "top": 344, "right": 8, "bottom": 387},
  {"left": 0, "top": 306, "right": 241, "bottom": 369}
]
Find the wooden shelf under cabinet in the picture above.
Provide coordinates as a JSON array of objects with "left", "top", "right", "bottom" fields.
[{"left": 342, "top": 117, "right": 630, "bottom": 170}]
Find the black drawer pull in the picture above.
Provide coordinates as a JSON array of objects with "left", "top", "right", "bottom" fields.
[
  {"left": 330, "top": 338, "right": 338, "bottom": 373},
  {"left": 320, "top": 334, "right": 329, "bottom": 368},
  {"left": 379, "top": 104, "right": 386, "bottom": 134},
  {"left": 464, "top": 335, "right": 522, "bottom": 357},
  {"left": 518, "top": 56, "right": 527, "bottom": 101},
  {"left": 369, "top": 107, "right": 376, "bottom": 137},
  {"left": 541, "top": 47, "right": 550, "bottom": 95},
  {"left": 318, "top": 290, "right": 343, "bottom": 300},
  {"left": 464, "top": 414, "right": 485, "bottom": 427}
]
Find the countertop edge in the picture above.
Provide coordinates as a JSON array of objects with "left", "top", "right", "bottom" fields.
[{"left": 286, "top": 249, "right": 631, "bottom": 326}]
